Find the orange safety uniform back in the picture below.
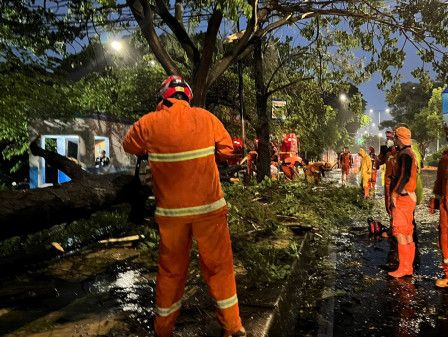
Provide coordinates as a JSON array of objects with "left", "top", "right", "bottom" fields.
[
  {"left": 340, "top": 152, "right": 352, "bottom": 168},
  {"left": 123, "top": 99, "right": 233, "bottom": 222},
  {"left": 393, "top": 146, "right": 418, "bottom": 194}
]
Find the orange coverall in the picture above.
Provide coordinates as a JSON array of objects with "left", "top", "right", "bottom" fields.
[
  {"left": 123, "top": 99, "right": 242, "bottom": 336},
  {"left": 282, "top": 155, "right": 302, "bottom": 180},
  {"left": 432, "top": 149, "right": 448, "bottom": 279},
  {"left": 392, "top": 146, "right": 418, "bottom": 237},
  {"left": 339, "top": 152, "right": 352, "bottom": 182},
  {"left": 377, "top": 146, "right": 397, "bottom": 216}
]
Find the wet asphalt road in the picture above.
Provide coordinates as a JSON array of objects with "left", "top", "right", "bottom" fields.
[{"left": 295, "top": 169, "right": 448, "bottom": 337}]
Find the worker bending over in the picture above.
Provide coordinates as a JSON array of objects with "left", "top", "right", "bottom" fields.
[
  {"left": 388, "top": 127, "right": 418, "bottom": 278},
  {"left": 123, "top": 76, "right": 245, "bottom": 337}
]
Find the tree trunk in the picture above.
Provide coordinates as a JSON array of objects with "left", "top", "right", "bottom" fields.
[
  {"left": 254, "top": 38, "right": 270, "bottom": 182},
  {"left": 191, "top": 83, "right": 209, "bottom": 108},
  {"left": 0, "top": 140, "right": 141, "bottom": 241}
]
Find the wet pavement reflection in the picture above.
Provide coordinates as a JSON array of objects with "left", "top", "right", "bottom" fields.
[{"left": 308, "top": 169, "right": 448, "bottom": 337}]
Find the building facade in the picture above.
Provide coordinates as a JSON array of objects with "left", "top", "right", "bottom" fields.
[{"left": 29, "top": 114, "right": 136, "bottom": 188}]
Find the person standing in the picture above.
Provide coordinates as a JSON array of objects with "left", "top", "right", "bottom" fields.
[
  {"left": 429, "top": 124, "right": 448, "bottom": 287},
  {"left": 368, "top": 146, "right": 378, "bottom": 194},
  {"left": 123, "top": 76, "right": 245, "bottom": 337},
  {"left": 355, "top": 149, "right": 372, "bottom": 197},
  {"left": 376, "top": 129, "right": 397, "bottom": 228},
  {"left": 339, "top": 147, "right": 352, "bottom": 185},
  {"left": 388, "top": 127, "right": 418, "bottom": 278}
]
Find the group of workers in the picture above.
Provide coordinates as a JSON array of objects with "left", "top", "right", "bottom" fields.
[
  {"left": 121, "top": 75, "right": 448, "bottom": 336},
  {"left": 341, "top": 126, "right": 448, "bottom": 287}
]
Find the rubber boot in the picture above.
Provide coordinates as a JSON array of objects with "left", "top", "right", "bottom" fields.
[
  {"left": 388, "top": 243, "right": 414, "bottom": 278},
  {"left": 364, "top": 186, "right": 370, "bottom": 197},
  {"left": 435, "top": 263, "right": 448, "bottom": 288},
  {"left": 222, "top": 327, "right": 246, "bottom": 337}
]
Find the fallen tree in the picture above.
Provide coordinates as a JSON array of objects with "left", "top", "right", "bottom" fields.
[
  {"left": 0, "top": 139, "right": 144, "bottom": 241},
  {"left": 0, "top": 139, "right": 246, "bottom": 241}
]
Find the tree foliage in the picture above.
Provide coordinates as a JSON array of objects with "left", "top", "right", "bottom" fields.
[
  {"left": 382, "top": 82, "right": 445, "bottom": 157},
  {"left": 4, "top": 0, "right": 448, "bottom": 176}
]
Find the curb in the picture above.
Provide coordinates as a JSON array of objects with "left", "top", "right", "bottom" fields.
[{"left": 261, "top": 231, "right": 312, "bottom": 337}]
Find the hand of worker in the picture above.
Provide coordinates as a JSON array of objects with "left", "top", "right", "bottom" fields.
[{"left": 391, "top": 192, "right": 398, "bottom": 208}]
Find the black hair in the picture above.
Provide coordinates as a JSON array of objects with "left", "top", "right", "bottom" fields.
[{"left": 170, "top": 92, "right": 190, "bottom": 102}]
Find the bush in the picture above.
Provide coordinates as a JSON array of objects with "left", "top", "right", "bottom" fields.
[{"left": 425, "top": 146, "right": 448, "bottom": 167}]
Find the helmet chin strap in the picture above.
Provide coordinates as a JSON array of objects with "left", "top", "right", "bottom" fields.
[{"left": 162, "top": 98, "right": 174, "bottom": 107}]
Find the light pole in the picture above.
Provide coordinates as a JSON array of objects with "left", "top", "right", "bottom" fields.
[{"left": 368, "top": 108, "right": 390, "bottom": 151}]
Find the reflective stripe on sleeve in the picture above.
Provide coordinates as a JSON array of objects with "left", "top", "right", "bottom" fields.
[
  {"left": 214, "top": 294, "right": 238, "bottom": 310},
  {"left": 155, "top": 299, "right": 182, "bottom": 317},
  {"left": 155, "top": 198, "right": 227, "bottom": 217},
  {"left": 148, "top": 146, "right": 215, "bottom": 162}
]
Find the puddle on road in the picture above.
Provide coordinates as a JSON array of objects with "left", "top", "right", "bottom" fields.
[{"left": 0, "top": 246, "right": 157, "bottom": 337}]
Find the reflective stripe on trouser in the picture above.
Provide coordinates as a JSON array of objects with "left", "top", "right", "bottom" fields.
[
  {"left": 155, "top": 197, "right": 227, "bottom": 217},
  {"left": 440, "top": 204, "right": 448, "bottom": 277},
  {"left": 154, "top": 213, "right": 242, "bottom": 337},
  {"left": 392, "top": 196, "right": 416, "bottom": 236}
]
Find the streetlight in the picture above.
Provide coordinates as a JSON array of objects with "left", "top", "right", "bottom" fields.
[
  {"left": 378, "top": 132, "right": 383, "bottom": 151},
  {"left": 111, "top": 40, "right": 122, "bottom": 51},
  {"left": 367, "top": 108, "right": 390, "bottom": 150},
  {"left": 340, "top": 94, "right": 347, "bottom": 101}
]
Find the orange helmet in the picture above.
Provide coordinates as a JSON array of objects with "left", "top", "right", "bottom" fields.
[{"left": 159, "top": 75, "right": 193, "bottom": 101}]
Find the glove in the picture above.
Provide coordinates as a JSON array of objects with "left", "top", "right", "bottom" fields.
[{"left": 429, "top": 197, "right": 440, "bottom": 214}]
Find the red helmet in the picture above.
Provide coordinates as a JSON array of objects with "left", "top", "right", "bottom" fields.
[{"left": 159, "top": 75, "right": 193, "bottom": 101}]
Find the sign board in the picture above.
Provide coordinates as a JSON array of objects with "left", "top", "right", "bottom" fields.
[
  {"left": 271, "top": 99, "right": 287, "bottom": 121},
  {"left": 442, "top": 86, "right": 448, "bottom": 125}
]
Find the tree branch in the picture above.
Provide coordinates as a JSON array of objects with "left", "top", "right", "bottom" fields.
[
  {"left": 266, "top": 77, "right": 313, "bottom": 97},
  {"left": 194, "top": 7, "right": 223, "bottom": 87},
  {"left": 154, "top": 0, "right": 201, "bottom": 68},
  {"left": 127, "top": 0, "right": 181, "bottom": 76},
  {"left": 208, "top": 1, "right": 266, "bottom": 85},
  {"left": 30, "top": 138, "right": 90, "bottom": 182}
]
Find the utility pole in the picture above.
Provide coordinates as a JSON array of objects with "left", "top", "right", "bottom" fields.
[{"left": 378, "top": 111, "right": 381, "bottom": 151}]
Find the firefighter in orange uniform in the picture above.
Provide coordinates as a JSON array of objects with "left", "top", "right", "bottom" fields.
[
  {"left": 388, "top": 127, "right": 418, "bottom": 278},
  {"left": 339, "top": 147, "right": 352, "bottom": 185},
  {"left": 123, "top": 76, "right": 245, "bottom": 337},
  {"left": 429, "top": 124, "right": 448, "bottom": 287},
  {"left": 281, "top": 155, "right": 302, "bottom": 180},
  {"left": 376, "top": 129, "right": 397, "bottom": 223}
]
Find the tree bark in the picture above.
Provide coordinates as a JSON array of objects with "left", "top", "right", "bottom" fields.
[
  {"left": 254, "top": 38, "right": 271, "bottom": 182},
  {"left": 0, "top": 140, "right": 139, "bottom": 241}
]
